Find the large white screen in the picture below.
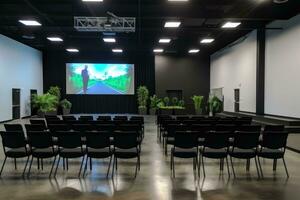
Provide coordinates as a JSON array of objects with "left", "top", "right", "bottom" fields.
[{"left": 66, "top": 63, "right": 135, "bottom": 95}]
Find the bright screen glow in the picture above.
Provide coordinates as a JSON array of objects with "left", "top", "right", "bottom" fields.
[{"left": 66, "top": 63, "right": 135, "bottom": 95}]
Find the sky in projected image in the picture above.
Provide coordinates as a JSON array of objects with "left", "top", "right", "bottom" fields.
[{"left": 66, "top": 63, "right": 134, "bottom": 95}]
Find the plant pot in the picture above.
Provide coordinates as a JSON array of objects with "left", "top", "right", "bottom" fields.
[
  {"left": 63, "top": 108, "right": 71, "bottom": 115},
  {"left": 138, "top": 107, "right": 147, "bottom": 115},
  {"left": 149, "top": 108, "right": 156, "bottom": 115}
]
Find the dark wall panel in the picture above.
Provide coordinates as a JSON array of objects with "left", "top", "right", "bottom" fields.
[
  {"left": 155, "top": 55, "right": 210, "bottom": 114},
  {"left": 43, "top": 50, "right": 155, "bottom": 114}
]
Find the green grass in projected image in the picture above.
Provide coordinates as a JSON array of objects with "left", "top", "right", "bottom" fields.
[
  {"left": 68, "top": 74, "right": 97, "bottom": 93},
  {"left": 103, "top": 75, "right": 132, "bottom": 93}
]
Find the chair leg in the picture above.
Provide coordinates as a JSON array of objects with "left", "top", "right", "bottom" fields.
[
  {"left": 246, "top": 159, "right": 250, "bottom": 171},
  {"left": 89, "top": 157, "right": 92, "bottom": 171},
  {"left": 198, "top": 154, "right": 201, "bottom": 178},
  {"left": 83, "top": 156, "right": 89, "bottom": 177},
  {"left": 257, "top": 157, "right": 264, "bottom": 178},
  {"left": 78, "top": 156, "right": 85, "bottom": 178},
  {"left": 14, "top": 158, "right": 17, "bottom": 170},
  {"left": 134, "top": 157, "right": 138, "bottom": 178},
  {"left": 282, "top": 157, "right": 289, "bottom": 178},
  {"left": 225, "top": 157, "right": 230, "bottom": 178},
  {"left": 0, "top": 156, "right": 7, "bottom": 176},
  {"left": 112, "top": 157, "right": 116, "bottom": 178},
  {"left": 66, "top": 158, "right": 69, "bottom": 171},
  {"left": 49, "top": 156, "right": 57, "bottom": 178},
  {"left": 172, "top": 156, "right": 175, "bottom": 178},
  {"left": 201, "top": 156, "right": 206, "bottom": 177},
  {"left": 22, "top": 156, "right": 30, "bottom": 177},
  {"left": 27, "top": 156, "right": 34, "bottom": 177},
  {"left": 54, "top": 156, "right": 61, "bottom": 177},
  {"left": 63, "top": 158, "right": 65, "bottom": 170},
  {"left": 41, "top": 159, "right": 44, "bottom": 171},
  {"left": 230, "top": 157, "right": 236, "bottom": 178},
  {"left": 106, "top": 156, "right": 113, "bottom": 178},
  {"left": 254, "top": 157, "right": 260, "bottom": 178},
  {"left": 138, "top": 155, "right": 141, "bottom": 171},
  {"left": 273, "top": 159, "right": 277, "bottom": 171}
]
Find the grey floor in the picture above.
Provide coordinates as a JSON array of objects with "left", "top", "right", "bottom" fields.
[{"left": 0, "top": 116, "right": 300, "bottom": 200}]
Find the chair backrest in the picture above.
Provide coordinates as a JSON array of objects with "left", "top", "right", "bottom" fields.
[
  {"left": 0, "top": 131, "right": 27, "bottom": 149},
  {"left": 25, "top": 124, "right": 46, "bottom": 132},
  {"left": 130, "top": 116, "right": 144, "bottom": 123},
  {"left": 114, "top": 116, "right": 128, "bottom": 121},
  {"left": 27, "top": 131, "right": 53, "bottom": 148},
  {"left": 113, "top": 131, "right": 138, "bottom": 149},
  {"left": 215, "top": 125, "right": 236, "bottom": 133},
  {"left": 78, "top": 116, "right": 94, "bottom": 121},
  {"left": 72, "top": 124, "right": 94, "bottom": 135},
  {"left": 115, "top": 124, "right": 141, "bottom": 132},
  {"left": 191, "top": 124, "right": 214, "bottom": 132},
  {"left": 236, "top": 125, "right": 261, "bottom": 132},
  {"left": 57, "top": 131, "right": 83, "bottom": 148},
  {"left": 235, "top": 117, "right": 252, "bottom": 125},
  {"left": 97, "top": 116, "right": 112, "bottom": 121},
  {"left": 157, "top": 115, "right": 172, "bottom": 125},
  {"left": 183, "top": 120, "right": 197, "bottom": 126},
  {"left": 45, "top": 115, "right": 60, "bottom": 120},
  {"left": 95, "top": 124, "right": 115, "bottom": 132},
  {"left": 176, "top": 116, "right": 190, "bottom": 122},
  {"left": 166, "top": 124, "right": 188, "bottom": 136},
  {"left": 30, "top": 119, "right": 47, "bottom": 127},
  {"left": 62, "top": 116, "right": 77, "bottom": 121},
  {"left": 4, "top": 124, "right": 24, "bottom": 132},
  {"left": 85, "top": 131, "right": 111, "bottom": 149},
  {"left": 233, "top": 131, "right": 260, "bottom": 149},
  {"left": 204, "top": 131, "right": 230, "bottom": 149},
  {"left": 48, "top": 124, "right": 71, "bottom": 137},
  {"left": 46, "top": 119, "right": 64, "bottom": 125},
  {"left": 261, "top": 131, "right": 288, "bottom": 149},
  {"left": 174, "top": 131, "right": 198, "bottom": 149},
  {"left": 190, "top": 116, "right": 205, "bottom": 121},
  {"left": 264, "top": 125, "right": 285, "bottom": 132}
]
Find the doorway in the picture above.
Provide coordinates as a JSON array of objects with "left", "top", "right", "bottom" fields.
[
  {"left": 12, "top": 88, "right": 21, "bottom": 119},
  {"left": 234, "top": 89, "right": 240, "bottom": 112}
]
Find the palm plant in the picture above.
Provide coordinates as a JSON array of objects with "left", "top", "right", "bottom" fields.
[
  {"left": 191, "top": 95, "right": 204, "bottom": 115},
  {"left": 137, "top": 86, "right": 149, "bottom": 114}
]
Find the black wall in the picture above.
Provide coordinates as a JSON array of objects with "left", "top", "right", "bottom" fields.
[
  {"left": 155, "top": 55, "right": 210, "bottom": 114},
  {"left": 43, "top": 50, "right": 155, "bottom": 114}
]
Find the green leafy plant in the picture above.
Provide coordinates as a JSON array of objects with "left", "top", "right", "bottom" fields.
[
  {"left": 60, "top": 99, "right": 72, "bottom": 109},
  {"left": 150, "top": 95, "right": 161, "bottom": 109},
  {"left": 178, "top": 99, "right": 185, "bottom": 107},
  {"left": 163, "top": 97, "right": 170, "bottom": 106},
  {"left": 172, "top": 97, "right": 178, "bottom": 106},
  {"left": 47, "top": 86, "right": 61, "bottom": 101},
  {"left": 208, "top": 96, "right": 222, "bottom": 115},
  {"left": 32, "top": 93, "right": 59, "bottom": 113},
  {"left": 137, "top": 86, "right": 149, "bottom": 109},
  {"left": 191, "top": 95, "right": 204, "bottom": 115}
]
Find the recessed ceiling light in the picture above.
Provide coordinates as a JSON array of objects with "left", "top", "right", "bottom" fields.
[
  {"left": 188, "top": 49, "right": 200, "bottom": 54},
  {"left": 222, "top": 22, "right": 241, "bottom": 28},
  {"left": 164, "top": 21, "right": 181, "bottom": 28},
  {"left": 103, "top": 38, "right": 116, "bottom": 43},
  {"left": 47, "top": 37, "right": 63, "bottom": 42},
  {"left": 82, "top": 0, "right": 103, "bottom": 2},
  {"left": 66, "top": 48, "right": 79, "bottom": 53},
  {"left": 153, "top": 49, "right": 164, "bottom": 53},
  {"left": 159, "top": 38, "right": 171, "bottom": 43},
  {"left": 201, "top": 38, "right": 215, "bottom": 44},
  {"left": 19, "top": 20, "right": 41, "bottom": 26},
  {"left": 112, "top": 49, "right": 123, "bottom": 53},
  {"left": 168, "top": 0, "right": 189, "bottom": 1}
]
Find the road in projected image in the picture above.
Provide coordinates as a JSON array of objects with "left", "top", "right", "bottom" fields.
[{"left": 66, "top": 63, "right": 135, "bottom": 95}]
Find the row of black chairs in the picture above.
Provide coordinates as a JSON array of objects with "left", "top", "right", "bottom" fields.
[
  {"left": 45, "top": 115, "right": 144, "bottom": 123},
  {"left": 0, "top": 130, "right": 141, "bottom": 178}
]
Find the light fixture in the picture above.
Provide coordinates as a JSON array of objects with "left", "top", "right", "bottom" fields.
[
  {"left": 164, "top": 21, "right": 181, "bottom": 28},
  {"left": 103, "top": 38, "right": 116, "bottom": 43},
  {"left": 19, "top": 20, "right": 41, "bottom": 26},
  {"left": 66, "top": 48, "right": 79, "bottom": 53},
  {"left": 168, "top": 0, "right": 189, "bottom": 1},
  {"left": 82, "top": 0, "right": 103, "bottom": 2},
  {"left": 47, "top": 37, "right": 63, "bottom": 42},
  {"left": 112, "top": 49, "right": 123, "bottom": 53},
  {"left": 159, "top": 38, "right": 171, "bottom": 43},
  {"left": 188, "top": 49, "right": 200, "bottom": 54},
  {"left": 200, "top": 38, "right": 215, "bottom": 44},
  {"left": 153, "top": 49, "right": 164, "bottom": 53},
  {"left": 222, "top": 22, "right": 241, "bottom": 28}
]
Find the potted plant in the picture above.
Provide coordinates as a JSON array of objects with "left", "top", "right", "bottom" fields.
[
  {"left": 163, "top": 97, "right": 170, "bottom": 107},
  {"left": 137, "top": 86, "right": 149, "bottom": 115},
  {"left": 32, "top": 93, "right": 59, "bottom": 117},
  {"left": 191, "top": 95, "right": 204, "bottom": 115},
  {"left": 60, "top": 99, "right": 72, "bottom": 115},
  {"left": 48, "top": 86, "right": 61, "bottom": 100},
  {"left": 178, "top": 99, "right": 185, "bottom": 108},
  {"left": 172, "top": 97, "right": 178, "bottom": 106},
  {"left": 149, "top": 95, "right": 161, "bottom": 115},
  {"left": 208, "top": 96, "right": 222, "bottom": 116}
]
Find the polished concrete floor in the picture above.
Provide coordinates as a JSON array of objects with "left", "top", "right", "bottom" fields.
[{"left": 0, "top": 116, "right": 300, "bottom": 200}]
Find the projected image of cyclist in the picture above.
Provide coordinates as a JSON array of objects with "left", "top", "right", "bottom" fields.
[{"left": 81, "top": 65, "right": 89, "bottom": 94}]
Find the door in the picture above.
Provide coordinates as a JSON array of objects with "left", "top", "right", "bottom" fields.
[
  {"left": 234, "top": 89, "right": 240, "bottom": 112},
  {"left": 30, "top": 89, "right": 38, "bottom": 116},
  {"left": 12, "top": 88, "right": 21, "bottom": 119}
]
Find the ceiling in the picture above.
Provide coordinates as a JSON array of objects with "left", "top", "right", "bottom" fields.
[{"left": 0, "top": 0, "right": 299, "bottom": 55}]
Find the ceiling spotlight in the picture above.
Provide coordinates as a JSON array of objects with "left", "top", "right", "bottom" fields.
[
  {"left": 188, "top": 49, "right": 200, "bottom": 54},
  {"left": 82, "top": 0, "right": 103, "bottom": 2},
  {"left": 273, "top": 0, "right": 289, "bottom": 4},
  {"left": 103, "top": 38, "right": 116, "bottom": 43},
  {"left": 47, "top": 37, "right": 63, "bottom": 42},
  {"left": 168, "top": 0, "right": 189, "bottom": 1},
  {"left": 153, "top": 49, "right": 164, "bottom": 53},
  {"left": 19, "top": 20, "right": 41, "bottom": 26},
  {"left": 201, "top": 38, "right": 215, "bottom": 44},
  {"left": 66, "top": 48, "right": 79, "bottom": 53},
  {"left": 112, "top": 49, "right": 123, "bottom": 53},
  {"left": 159, "top": 38, "right": 171, "bottom": 43},
  {"left": 222, "top": 22, "right": 241, "bottom": 28},
  {"left": 164, "top": 21, "right": 181, "bottom": 28}
]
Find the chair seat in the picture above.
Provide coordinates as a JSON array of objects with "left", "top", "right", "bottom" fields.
[
  {"left": 201, "top": 148, "right": 228, "bottom": 159},
  {"left": 172, "top": 148, "right": 198, "bottom": 158},
  {"left": 59, "top": 148, "right": 86, "bottom": 158},
  {"left": 257, "top": 149, "right": 284, "bottom": 159},
  {"left": 229, "top": 148, "right": 256, "bottom": 159},
  {"left": 87, "top": 148, "right": 113, "bottom": 158},
  {"left": 6, "top": 148, "right": 31, "bottom": 158},
  {"left": 166, "top": 138, "right": 174, "bottom": 144},
  {"left": 32, "top": 148, "right": 58, "bottom": 158},
  {"left": 114, "top": 148, "right": 139, "bottom": 159}
]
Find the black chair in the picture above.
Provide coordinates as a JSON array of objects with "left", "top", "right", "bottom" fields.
[
  {"left": 112, "top": 131, "right": 141, "bottom": 178},
  {"left": 229, "top": 131, "right": 261, "bottom": 178},
  {"left": 130, "top": 116, "right": 144, "bottom": 124},
  {"left": 25, "top": 124, "right": 47, "bottom": 132},
  {"left": 257, "top": 131, "right": 289, "bottom": 178},
  {"left": 4, "top": 124, "right": 24, "bottom": 132},
  {"left": 164, "top": 124, "right": 188, "bottom": 155},
  {"left": 27, "top": 131, "right": 58, "bottom": 177},
  {"left": 176, "top": 116, "right": 190, "bottom": 122},
  {"left": 171, "top": 131, "right": 199, "bottom": 178},
  {"left": 54, "top": 131, "right": 86, "bottom": 177},
  {"left": 200, "top": 131, "right": 231, "bottom": 177},
  {"left": 114, "top": 116, "right": 128, "bottom": 121},
  {"left": 62, "top": 116, "right": 77, "bottom": 121},
  {"left": 84, "top": 131, "right": 113, "bottom": 177},
  {"left": 78, "top": 116, "right": 94, "bottom": 121},
  {"left": 236, "top": 125, "right": 261, "bottom": 132},
  {"left": 30, "top": 119, "right": 47, "bottom": 128},
  {"left": 97, "top": 116, "right": 112, "bottom": 121},
  {"left": 0, "top": 131, "right": 31, "bottom": 176},
  {"left": 48, "top": 124, "right": 71, "bottom": 138},
  {"left": 264, "top": 125, "right": 285, "bottom": 132}
]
